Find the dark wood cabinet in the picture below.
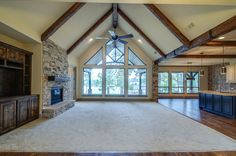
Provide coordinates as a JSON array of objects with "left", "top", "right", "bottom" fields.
[
  {"left": 29, "top": 96, "right": 39, "bottom": 120},
  {"left": 199, "top": 92, "right": 236, "bottom": 119},
  {"left": 0, "top": 101, "right": 17, "bottom": 134},
  {"left": 17, "top": 97, "right": 30, "bottom": 126},
  {"left": 0, "top": 95, "right": 39, "bottom": 135}
]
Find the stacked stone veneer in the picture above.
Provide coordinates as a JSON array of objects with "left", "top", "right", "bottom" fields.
[
  {"left": 208, "top": 63, "right": 236, "bottom": 91},
  {"left": 42, "top": 40, "right": 72, "bottom": 107},
  {"left": 152, "top": 63, "right": 158, "bottom": 102}
]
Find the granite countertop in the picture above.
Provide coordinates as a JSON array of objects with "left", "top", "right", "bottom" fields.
[{"left": 199, "top": 90, "right": 236, "bottom": 96}]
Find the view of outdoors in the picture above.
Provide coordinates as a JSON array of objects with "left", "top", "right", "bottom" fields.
[
  {"left": 128, "top": 69, "right": 147, "bottom": 96},
  {"left": 158, "top": 72, "right": 169, "bottom": 93},
  {"left": 171, "top": 72, "right": 184, "bottom": 93},
  {"left": 186, "top": 72, "right": 199, "bottom": 93},
  {"left": 106, "top": 68, "right": 124, "bottom": 95},
  {"left": 83, "top": 68, "right": 102, "bottom": 95},
  {"left": 83, "top": 41, "right": 147, "bottom": 97},
  {"left": 158, "top": 71, "right": 200, "bottom": 94}
]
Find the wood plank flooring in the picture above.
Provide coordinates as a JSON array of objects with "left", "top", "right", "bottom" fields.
[
  {"left": 159, "top": 99, "right": 236, "bottom": 140},
  {"left": 1, "top": 99, "right": 236, "bottom": 156}
]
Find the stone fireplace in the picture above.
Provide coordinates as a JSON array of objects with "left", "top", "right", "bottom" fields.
[{"left": 42, "top": 40, "right": 74, "bottom": 118}]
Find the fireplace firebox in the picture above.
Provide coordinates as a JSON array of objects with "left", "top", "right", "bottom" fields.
[{"left": 51, "top": 86, "right": 63, "bottom": 105}]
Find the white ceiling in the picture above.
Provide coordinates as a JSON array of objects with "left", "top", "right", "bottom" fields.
[{"left": 0, "top": 1, "right": 235, "bottom": 64}]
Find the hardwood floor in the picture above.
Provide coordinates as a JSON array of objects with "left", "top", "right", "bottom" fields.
[
  {"left": 1, "top": 99, "right": 236, "bottom": 156},
  {"left": 159, "top": 99, "right": 236, "bottom": 140}
]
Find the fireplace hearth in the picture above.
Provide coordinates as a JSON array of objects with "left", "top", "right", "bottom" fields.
[{"left": 51, "top": 86, "right": 63, "bottom": 105}]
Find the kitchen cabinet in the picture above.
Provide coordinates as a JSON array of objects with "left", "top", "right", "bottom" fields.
[{"left": 199, "top": 91, "right": 236, "bottom": 119}]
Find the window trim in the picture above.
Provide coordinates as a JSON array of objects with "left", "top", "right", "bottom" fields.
[
  {"left": 128, "top": 68, "right": 147, "bottom": 96},
  {"left": 171, "top": 71, "right": 184, "bottom": 94},
  {"left": 158, "top": 71, "right": 169, "bottom": 94}
]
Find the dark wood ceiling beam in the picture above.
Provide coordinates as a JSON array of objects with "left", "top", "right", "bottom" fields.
[
  {"left": 176, "top": 55, "right": 236, "bottom": 59},
  {"left": 112, "top": 4, "right": 118, "bottom": 29},
  {"left": 145, "top": 4, "right": 190, "bottom": 46},
  {"left": 41, "top": 2, "right": 86, "bottom": 41},
  {"left": 117, "top": 8, "right": 165, "bottom": 57},
  {"left": 67, "top": 8, "right": 113, "bottom": 54},
  {"left": 156, "top": 15, "right": 236, "bottom": 64},
  {"left": 203, "top": 41, "right": 236, "bottom": 46}
]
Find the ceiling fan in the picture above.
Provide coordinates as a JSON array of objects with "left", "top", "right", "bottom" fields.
[
  {"left": 96, "top": 4, "right": 134, "bottom": 45},
  {"left": 96, "top": 30, "right": 134, "bottom": 45}
]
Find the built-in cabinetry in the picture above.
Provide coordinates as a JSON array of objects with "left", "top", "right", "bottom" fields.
[
  {"left": 0, "top": 95, "right": 39, "bottom": 135},
  {"left": 226, "top": 64, "right": 236, "bottom": 83},
  {"left": 0, "top": 41, "right": 32, "bottom": 97},
  {"left": 0, "top": 41, "right": 38, "bottom": 135},
  {"left": 199, "top": 92, "right": 236, "bottom": 119}
]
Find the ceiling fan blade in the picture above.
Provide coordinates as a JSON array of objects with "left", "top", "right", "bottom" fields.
[
  {"left": 118, "top": 39, "right": 128, "bottom": 44},
  {"left": 118, "top": 34, "right": 134, "bottom": 39},
  {"left": 96, "top": 37, "right": 109, "bottom": 40},
  {"left": 108, "top": 30, "right": 116, "bottom": 37}
]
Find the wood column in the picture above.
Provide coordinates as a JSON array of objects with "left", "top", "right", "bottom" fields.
[{"left": 152, "top": 63, "right": 159, "bottom": 102}]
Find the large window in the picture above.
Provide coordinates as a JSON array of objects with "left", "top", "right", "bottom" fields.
[
  {"left": 171, "top": 72, "right": 184, "bottom": 94},
  {"left": 83, "top": 41, "right": 147, "bottom": 97},
  {"left": 128, "top": 69, "right": 147, "bottom": 96},
  {"left": 106, "top": 68, "right": 124, "bottom": 95},
  {"left": 83, "top": 68, "right": 102, "bottom": 95},
  {"left": 158, "top": 72, "right": 169, "bottom": 94},
  {"left": 186, "top": 72, "right": 199, "bottom": 94}
]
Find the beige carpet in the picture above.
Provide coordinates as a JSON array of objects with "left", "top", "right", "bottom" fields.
[{"left": 0, "top": 101, "right": 236, "bottom": 152}]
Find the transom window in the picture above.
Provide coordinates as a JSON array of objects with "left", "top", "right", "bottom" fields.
[{"left": 83, "top": 41, "right": 147, "bottom": 97}]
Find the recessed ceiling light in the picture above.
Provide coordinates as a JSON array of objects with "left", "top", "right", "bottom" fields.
[
  {"left": 89, "top": 38, "right": 93, "bottom": 42},
  {"left": 138, "top": 39, "right": 142, "bottom": 43},
  {"left": 218, "top": 36, "right": 225, "bottom": 40}
]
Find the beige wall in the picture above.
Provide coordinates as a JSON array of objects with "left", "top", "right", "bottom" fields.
[
  {"left": 158, "top": 66, "right": 208, "bottom": 98},
  {"left": 0, "top": 33, "right": 43, "bottom": 113}
]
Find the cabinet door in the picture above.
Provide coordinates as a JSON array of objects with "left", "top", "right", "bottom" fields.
[
  {"left": 29, "top": 96, "right": 39, "bottom": 120},
  {"left": 0, "top": 101, "right": 16, "bottom": 134},
  {"left": 17, "top": 97, "right": 30, "bottom": 126},
  {"left": 205, "top": 94, "right": 213, "bottom": 111},
  {"left": 222, "top": 96, "right": 233, "bottom": 116},
  {"left": 0, "top": 46, "right": 6, "bottom": 59},
  {"left": 213, "top": 95, "right": 222, "bottom": 113},
  {"left": 199, "top": 93, "right": 205, "bottom": 108}
]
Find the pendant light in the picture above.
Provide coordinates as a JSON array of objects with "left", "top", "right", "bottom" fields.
[
  {"left": 200, "top": 52, "right": 205, "bottom": 76},
  {"left": 221, "top": 46, "right": 226, "bottom": 75},
  {"left": 186, "top": 62, "right": 195, "bottom": 80}
]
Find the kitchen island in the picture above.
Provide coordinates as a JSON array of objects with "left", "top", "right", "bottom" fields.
[{"left": 199, "top": 91, "right": 236, "bottom": 119}]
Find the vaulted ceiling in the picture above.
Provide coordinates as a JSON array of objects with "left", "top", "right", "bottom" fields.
[{"left": 0, "top": 1, "right": 235, "bottom": 66}]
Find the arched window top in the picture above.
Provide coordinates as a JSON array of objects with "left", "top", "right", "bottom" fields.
[
  {"left": 106, "top": 41, "right": 125, "bottom": 65},
  {"left": 128, "top": 48, "right": 146, "bottom": 66},
  {"left": 85, "top": 48, "right": 103, "bottom": 65}
]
